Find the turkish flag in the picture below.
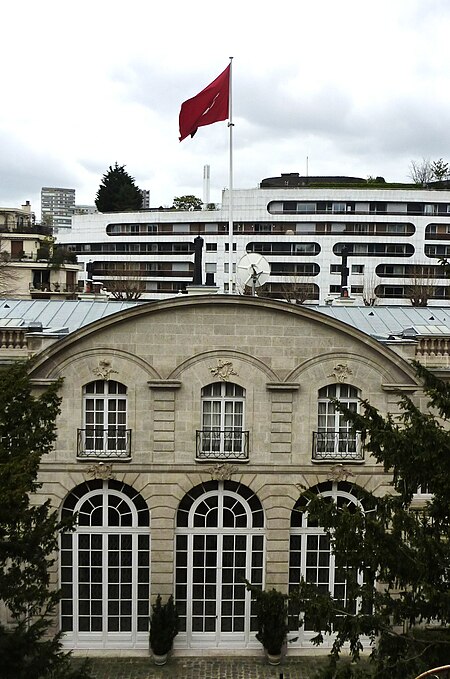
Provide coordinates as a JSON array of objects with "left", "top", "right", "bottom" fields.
[{"left": 179, "top": 65, "right": 230, "bottom": 141}]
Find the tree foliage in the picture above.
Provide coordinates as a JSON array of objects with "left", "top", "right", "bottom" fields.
[
  {"left": 105, "top": 276, "right": 145, "bottom": 300},
  {"left": 95, "top": 163, "right": 142, "bottom": 213},
  {"left": 172, "top": 195, "right": 203, "bottom": 211},
  {"left": 431, "top": 158, "right": 449, "bottom": 182},
  {"left": 290, "top": 362, "right": 450, "bottom": 679},
  {"left": 0, "top": 362, "right": 91, "bottom": 679},
  {"left": 409, "top": 158, "right": 449, "bottom": 185}
]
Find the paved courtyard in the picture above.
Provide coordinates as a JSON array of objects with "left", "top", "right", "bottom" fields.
[{"left": 70, "top": 656, "right": 328, "bottom": 679}]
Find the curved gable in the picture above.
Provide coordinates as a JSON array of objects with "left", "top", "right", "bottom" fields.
[{"left": 29, "top": 295, "right": 418, "bottom": 386}]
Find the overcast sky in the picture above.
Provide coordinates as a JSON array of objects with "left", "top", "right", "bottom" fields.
[{"left": 2, "top": 0, "right": 450, "bottom": 217}]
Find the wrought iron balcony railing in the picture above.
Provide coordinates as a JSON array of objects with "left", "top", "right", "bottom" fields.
[
  {"left": 77, "top": 427, "right": 131, "bottom": 459},
  {"left": 196, "top": 429, "right": 249, "bottom": 461},
  {"left": 312, "top": 431, "right": 364, "bottom": 461}
]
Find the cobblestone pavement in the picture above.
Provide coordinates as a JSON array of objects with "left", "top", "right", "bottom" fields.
[{"left": 71, "top": 656, "right": 326, "bottom": 679}]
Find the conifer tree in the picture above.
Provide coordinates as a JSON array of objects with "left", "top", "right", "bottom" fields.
[
  {"left": 0, "top": 362, "right": 91, "bottom": 679},
  {"left": 95, "top": 162, "right": 142, "bottom": 212},
  {"left": 291, "top": 361, "right": 450, "bottom": 679}
]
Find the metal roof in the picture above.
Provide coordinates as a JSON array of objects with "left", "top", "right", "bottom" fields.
[
  {"left": 0, "top": 299, "right": 144, "bottom": 334},
  {"left": 315, "top": 305, "right": 450, "bottom": 339},
  {"left": 0, "top": 298, "right": 449, "bottom": 340}
]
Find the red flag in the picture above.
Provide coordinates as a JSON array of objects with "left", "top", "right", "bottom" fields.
[{"left": 179, "top": 65, "right": 230, "bottom": 142}]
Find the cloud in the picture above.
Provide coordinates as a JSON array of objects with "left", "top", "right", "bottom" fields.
[{"left": 0, "top": 131, "right": 79, "bottom": 208}]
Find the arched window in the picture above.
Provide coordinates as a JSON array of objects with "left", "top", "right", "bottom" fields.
[
  {"left": 289, "top": 481, "right": 366, "bottom": 647},
  {"left": 197, "top": 382, "right": 248, "bottom": 460},
  {"left": 60, "top": 480, "right": 150, "bottom": 650},
  {"left": 78, "top": 380, "right": 130, "bottom": 458},
  {"left": 175, "top": 480, "right": 264, "bottom": 649},
  {"left": 313, "top": 383, "right": 362, "bottom": 461}
]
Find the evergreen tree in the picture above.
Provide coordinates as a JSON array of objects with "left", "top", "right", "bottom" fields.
[
  {"left": 172, "top": 195, "right": 203, "bottom": 211},
  {"left": 0, "top": 361, "right": 91, "bottom": 679},
  {"left": 95, "top": 163, "right": 142, "bottom": 212},
  {"left": 431, "top": 158, "right": 449, "bottom": 182},
  {"left": 291, "top": 361, "right": 450, "bottom": 679}
]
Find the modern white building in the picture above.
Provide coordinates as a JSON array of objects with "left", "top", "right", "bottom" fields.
[
  {"left": 41, "top": 186, "right": 76, "bottom": 229},
  {"left": 57, "top": 175, "right": 450, "bottom": 304}
]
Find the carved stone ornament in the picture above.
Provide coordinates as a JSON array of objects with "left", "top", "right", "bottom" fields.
[
  {"left": 86, "top": 462, "right": 116, "bottom": 480},
  {"left": 328, "top": 464, "right": 355, "bottom": 483},
  {"left": 92, "top": 360, "right": 119, "bottom": 381},
  {"left": 209, "top": 359, "right": 238, "bottom": 381},
  {"left": 328, "top": 363, "right": 353, "bottom": 383},
  {"left": 207, "top": 463, "right": 238, "bottom": 481}
]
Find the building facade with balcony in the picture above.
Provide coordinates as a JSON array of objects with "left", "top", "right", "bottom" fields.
[
  {"left": 56, "top": 174, "right": 450, "bottom": 304},
  {"left": 6, "top": 294, "right": 438, "bottom": 654},
  {"left": 0, "top": 203, "right": 80, "bottom": 298}
]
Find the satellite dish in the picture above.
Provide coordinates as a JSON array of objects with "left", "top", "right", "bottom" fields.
[{"left": 236, "top": 253, "right": 271, "bottom": 293}]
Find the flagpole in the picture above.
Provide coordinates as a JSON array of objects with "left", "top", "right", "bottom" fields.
[{"left": 227, "top": 56, "right": 234, "bottom": 294}]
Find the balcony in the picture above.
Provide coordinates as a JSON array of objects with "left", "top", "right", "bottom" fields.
[
  {"left": 312, "top": 431, "right": 364, "bottom": 462},
  {"left": 196, "top": 429, "right": 249, "bottom": 461},
  {"left": 77, "top": 427, "right": 131, "bottom": 459}
]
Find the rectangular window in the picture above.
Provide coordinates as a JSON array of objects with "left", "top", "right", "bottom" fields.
[
  {"left": 297, "top": 203, "right": 316, "bottom": 213},
  {"left": 205, "top": 263, "right": 217, "bottom": 274},
  {"left": 224, "top": 244, "right": 237, "bottom": 252},
  {"left": 329, "top": 285, "right": 341, "bottom": 293},
  {"left": 205, "top": 224, "right": 218, "bottom": 233},
  {"left": 351, "top": 286, "right": 363, "bottom": 294},
  {"left": 387, "top": 203, "right": 407, "bottom": 213},
  {"left": 351, "top": 264, "right": 364, "bottom": 274},
  {"left": 330, "top": 223, "right": 346, "bottom": 232},
  {"left": 254, "top": 224, "right": 273, "bottom": 232},
  {"left": 330, "top": 264, "right": 341, "bottom": 274},
  {"left": 206, "top": 243, "right": 217, "bottom": 251},
  {"left": 223, "top": 263, "right": 236, "bottom": 274}
]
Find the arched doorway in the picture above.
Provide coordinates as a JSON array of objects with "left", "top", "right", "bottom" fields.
[
  {"left": 289, "top": 481, "right": 367, "bottom": 647},
  {"left": 60, "top": 479, "right": 150, "bottom": 650},
  {"left": 175, "top": 480, "right": 264, "bottom": 649}
]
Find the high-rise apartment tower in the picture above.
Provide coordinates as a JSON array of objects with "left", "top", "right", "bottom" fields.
[{"left": 41, "top": 187, "right": 76, "bottom": 229}]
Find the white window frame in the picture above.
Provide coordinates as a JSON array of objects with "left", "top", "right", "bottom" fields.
[
  {"left": 315, "top": 384, "right": 362, "bottom": 461},
  {"left": 82, "top": 380, "right": 128, "bottom": 457},
  {"left": 199, "top": 382, "right": 246, "bottom": 459}
]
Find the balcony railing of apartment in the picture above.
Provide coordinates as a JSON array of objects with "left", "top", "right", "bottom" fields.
[
  {"left": 196, "top": 429, "right": 249, "bottom": 461},
  {"left": 77, "top": 427, "right": 131, "bottom": 459},
  {"left": 312, "top": 431, "right": 364, "bottom": 461}
]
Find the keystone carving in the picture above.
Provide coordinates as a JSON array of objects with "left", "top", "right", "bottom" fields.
[
  {"left": 209, "top": 359, "right": 238, "bottom": 381},
  {"left": 328, "top": 363, "right": 353, "bottom": 383},
  {"left": 207, "top": 463, "right": 239, "bottom": 481},
  {"left": 86, "top": 462, "right": 116, "bottom": 480},
  {"left": 328, "top": 464, "right": 355, "bottom": 483},
  {"left": 93, "top": 360, "right": 118, "bottom": 381}
]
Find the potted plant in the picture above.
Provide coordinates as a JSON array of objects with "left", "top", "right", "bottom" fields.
[
  {"left": 149, "top": 594, "right": 179, "bottom": 665},
  {"left": 246, "top": 582, "right": 290, "bottom": 665}
]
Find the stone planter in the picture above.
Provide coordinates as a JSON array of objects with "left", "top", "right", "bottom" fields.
[
  {"left": 152, "top": 652, "right": 168, "bottom": 666},
  {"left": 266, "top": 651, "right": 282, "bottom": 665}
]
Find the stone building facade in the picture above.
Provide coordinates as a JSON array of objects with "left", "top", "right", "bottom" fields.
[{"left": 25, "top": 295, "right": 423, "bottom": 654}]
